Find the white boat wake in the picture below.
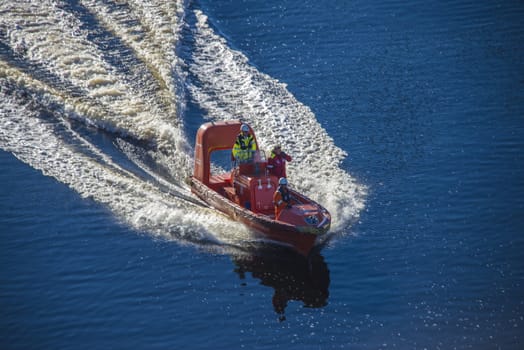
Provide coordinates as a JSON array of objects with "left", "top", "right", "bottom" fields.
[{"left": 0, "top": 0, "right": 366, "bottom": 252}]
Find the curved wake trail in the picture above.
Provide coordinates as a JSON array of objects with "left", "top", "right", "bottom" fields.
[
  {"left": 0, "top": 0, "right": 365, "bottom": 252},
  {"left": 182, "top": 10, "right": 367, "bottom": 231},
  {"left": 0, "top": 0, "right": 251, "bottom": 246},
  {"left": 2, "top": 0, "right": 187, "bottom": 155},
  {"left": 0, "top": 68, "right": 250, "bottom": 246}
]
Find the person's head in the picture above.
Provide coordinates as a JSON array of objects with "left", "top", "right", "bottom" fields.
[
  {"left": 240, "top": 124, "right": 250, "bottom": 136},
  {"left": 278, "top": 177, "right": 288, "bottom": 186},
  {"left": 273, "top": 145, "right": 282, "bottom": 154}
]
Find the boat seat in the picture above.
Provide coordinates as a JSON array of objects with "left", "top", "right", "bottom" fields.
[
  {"left": 209, "top": 173, "right": 232, "bottom": 191},
  {"left": 210, "top": 173, "right": 231, "bottom": 184}
]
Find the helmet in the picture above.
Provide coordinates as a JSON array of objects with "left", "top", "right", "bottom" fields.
[
  {"left": 240, "top": 124, "right": 249, "bottom": 132},
  {"left": 278, "top": 177, "right": 288, "bottom": 185}
]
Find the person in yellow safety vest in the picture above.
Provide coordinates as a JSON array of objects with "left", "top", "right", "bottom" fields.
[
  {"left": 273, "top": 177, "right": 292, "bottom": 219},
  {"left": 232, "top": 124, "right": 257, "bottom": 161}
]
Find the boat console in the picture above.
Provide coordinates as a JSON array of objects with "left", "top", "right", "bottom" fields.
[{"left": 227, "top": 151, "right": 278, "bottom": 215}]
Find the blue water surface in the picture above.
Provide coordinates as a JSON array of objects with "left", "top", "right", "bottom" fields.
[{"left": 2, "top": 0, "right": 524, "bottom": 349}]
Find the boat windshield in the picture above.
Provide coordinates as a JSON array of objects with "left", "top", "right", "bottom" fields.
[
  {"left": 235, "top": 149, "right": 267, "bottom": 164},
  {"left": 235, "top": 150, "right": 268, "bottom": 176}
]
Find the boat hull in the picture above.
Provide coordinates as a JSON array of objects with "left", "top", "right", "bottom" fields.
[{"left": 191, "top": 177, "right": 327, "bottom": 256}]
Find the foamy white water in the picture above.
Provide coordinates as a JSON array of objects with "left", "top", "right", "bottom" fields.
[
  {"left": 1, "top": 0, "right": 365, "bottom": 251},
  {"left": 184, "top": 10, "right": 366, "bottom": 230},
  {"left": 0, "top": 64, "right": 250, "bottom": 245},
  {"left": 0, "top": 0, "right": 249, "bottom": 245}
]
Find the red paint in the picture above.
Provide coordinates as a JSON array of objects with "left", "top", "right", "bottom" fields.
[{"left": 191, "top": 121, "right": 331, "bottom": 256}]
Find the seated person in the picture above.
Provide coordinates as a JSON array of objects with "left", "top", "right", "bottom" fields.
[{"left": 273, "top": 177, "right": 292, "bottom": 219}]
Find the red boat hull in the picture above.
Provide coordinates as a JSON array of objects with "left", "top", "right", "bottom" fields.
[
  {"left": 190, "top": 120, "right": 331, "bottom": 256},
  {"left": 191, "top": 177, "right": 329, "bottom": 256}
]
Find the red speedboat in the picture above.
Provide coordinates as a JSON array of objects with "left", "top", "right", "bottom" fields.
[{"left": 190, "top": 120, "right": 331, "bottom": 256}]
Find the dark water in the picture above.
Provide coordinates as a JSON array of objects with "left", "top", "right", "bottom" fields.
[{"left": 2, "top": 0, "right": 524, "bottom": 349}]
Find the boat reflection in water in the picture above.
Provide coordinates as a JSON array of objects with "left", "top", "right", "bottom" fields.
[{"left": 230, "top": 246, "right": 330, "bottom": 321}]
